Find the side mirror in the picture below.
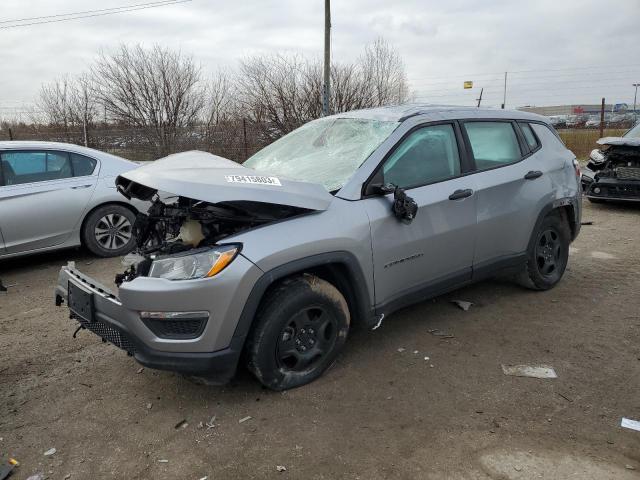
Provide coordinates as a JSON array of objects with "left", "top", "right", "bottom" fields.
[{"left": 367, "top": 182, "right": 418, "bottom": 224}]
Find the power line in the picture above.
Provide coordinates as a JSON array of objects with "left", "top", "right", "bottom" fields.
[{"left": 0, "top": 0, "right": 192, "bottom": 29}]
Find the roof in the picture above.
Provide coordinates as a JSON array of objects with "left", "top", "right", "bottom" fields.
[
  {"left": 331, "top": 103, "right": 551, "bottom": 124},
  {"left": 0, "top": 140, "right": 105, "bottom": 154}
]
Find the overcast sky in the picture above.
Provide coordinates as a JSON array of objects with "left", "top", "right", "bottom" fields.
[{"left": 1, "top": 0, "right": 639, "bottom": 120}]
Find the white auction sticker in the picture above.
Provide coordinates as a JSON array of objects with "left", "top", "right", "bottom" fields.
[{"left": 224, "top": 175, "right": 282, "bottom": 186}]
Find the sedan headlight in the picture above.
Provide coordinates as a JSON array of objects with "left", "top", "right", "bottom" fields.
[{"left": 148, "top": 245, "right": 239, "bottom": 280}]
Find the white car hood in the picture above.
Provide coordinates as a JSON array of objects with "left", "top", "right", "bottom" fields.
[
  {"left": 597, "top": 137, "right": 640, "bottom": 147},
  {"left": 116, "top": 150, "right": 333, "bottom": 211}
]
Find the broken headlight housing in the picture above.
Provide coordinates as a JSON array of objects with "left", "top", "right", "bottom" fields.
[{"left": 148, "top": 245, "right": 240, "bottom": 280}]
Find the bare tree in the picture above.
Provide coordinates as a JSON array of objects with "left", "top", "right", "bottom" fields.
[
  {"left": 359, "top": 37, "right": 409, "bottom": 107},
  {"left": 91, "top": 44, "right": 205, "bottom": 156},
  {"left": 38, "top": 74, "right": 98, "bottom": 143}
]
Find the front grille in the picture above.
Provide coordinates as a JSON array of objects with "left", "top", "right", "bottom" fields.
[
  {"left": 78, "top": 318, "right": 137, "bottom": 353},
  {"left": 616, "top": 167, "right": 640, "bottom": 181},
  {"left": 143, "top": 318, "right": 206, "bottom": 339},
  {"left": 599, "top": 184, "right": 640, "bottom": 198}
]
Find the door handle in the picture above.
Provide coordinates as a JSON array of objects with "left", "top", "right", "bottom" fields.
[
  {"left": 448, "top": 188, "right": 474, "bottom": 200},
  {"left": 524, "top": 170, "right": 543, "bottom": 180},
  {"left": 70, "top": 184, "right": 92, "bottom": 190}
]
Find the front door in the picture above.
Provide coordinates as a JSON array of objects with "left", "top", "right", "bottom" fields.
[
  {"left": 362, "top": 122, "right": 477, "bottom": 310},
  {"left": 0, "top": 150, "right": 97, "bottom": 253}
]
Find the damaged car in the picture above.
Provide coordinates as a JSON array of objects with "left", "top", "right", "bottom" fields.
[
  {"left": 55, "top": 105, "right": 582, "bottom": 390},
  {"left": 583, "top": 122, "right": 640, "bottom": 202}
]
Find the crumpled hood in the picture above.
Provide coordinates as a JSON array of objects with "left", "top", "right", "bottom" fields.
[
  {"left": 597, "top": 137, "right": 640, "bottom": 147},
  {"left": 116, "top": 150, "right": 333, "bottom": 211}
]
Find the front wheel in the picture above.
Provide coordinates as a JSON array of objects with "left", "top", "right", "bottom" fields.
[
  {"left": 246, "top": 275, "right": 350, "bottom": 391},
  {"left": 517, "top": 213, "right": 570, "bottom": 290}
]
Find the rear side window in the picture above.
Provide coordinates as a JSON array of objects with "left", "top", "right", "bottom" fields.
[
  {"left": 519, "top": 123, "right": 540, "bottom": 151},
  {"left": 0, "top": 151, "right": 72, "bottom": 185},
  {"left": 464, "top": 122, "right": 522, "bottom": 171},
  {"left": 71, "top": 153, "right": 97, "bottom": 176},
  {"left": 382, "top": 124, "right": 462, "bottom": 189}
]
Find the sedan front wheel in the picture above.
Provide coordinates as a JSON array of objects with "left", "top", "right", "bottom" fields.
[{"left": 83, "top": 204, "right": 136, "bottom": 257}]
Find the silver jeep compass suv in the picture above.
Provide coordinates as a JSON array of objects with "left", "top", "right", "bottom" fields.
[{"left": 55, "top": 105, "right": 582, "bottom": 390}]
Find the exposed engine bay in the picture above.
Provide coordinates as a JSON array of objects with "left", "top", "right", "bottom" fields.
[
  {"left": 115, "top": 195, "right": 309, "bottom": 286},
  {"left": 587, "top": 145, "right": 640, "bottom": 180},
  {"left": 583, "top": 138, "right": 640, "bottom": 202}
]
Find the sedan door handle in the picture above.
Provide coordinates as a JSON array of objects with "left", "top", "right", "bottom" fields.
[
  {"left": 524, "top": 170, "right": 543, "bottom": 180},
  {"left": 448, "top": 188, "right": 474, "bottom": 200},
  {"left": 70, "top": 184, "right": 92, "bottom": 190}
]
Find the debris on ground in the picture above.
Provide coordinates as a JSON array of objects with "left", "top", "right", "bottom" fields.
[
  {"left": 43, "top": 448, "right": 56, "bottom": 456},
  {"left": 276, "top": 465, "right": 287, "bottom": 472},
  {"left": 625, "top": 465, "right": 636, "bottom": 470},
  {"left": 621, "top": 417, "right": 640, "bottom": 432},
  {"left": 501, "top": 364, "right": 557, "bottom": 379},
  {"left": 451, "top": 300, "right": 473, "bottom": 311},
  {"left": 581, "top": 221, "right": 594, "bottom": 226},
  {"left": 174, "top": 419, "right": 188, "bottom": 429},
  {"left": 158, "top": 459, "right": 169, "bottom": 463},
  {"left": 205, "top": 416, "right": 216, "bottom": 429},
  {"left": 428, "top": 329, "right": 455, "bottom": 339},
  {"left": 238, "top": 416, "right": 252, "bottom": 424},
  {"left": 413, "top": 350, "right": 419, "bottom": 354},
  {"left": 424, "top": 356, "right": 430, "bottom": 361},
  {"left": 557, "top": 392, "right": 573, "bottom": 402},
  {"left": 0, "top": 458, "right": 19, "bottom": 480},
  {"left": 146, "top": 403, "right": 153, "bottom": 410},
  {"left": 397, "top": 348, "right": 405, "bottom": 353},
  {"left": 136, "top": 367, "right": 144, "bottom": 374},
  {"left": 64, "top": 475, "right": 71, "bottom": 480},
  {"left": 25, "top": 475, "right": 44, "bottom": 480}
]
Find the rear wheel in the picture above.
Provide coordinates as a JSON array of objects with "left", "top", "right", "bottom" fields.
[
  {"left": 82, "top": 204, "right": 136, "bottom": 257},
  {"left": 517, "top": 213, "right": 570, "bottom": 290},
  {"left": 246, "top": 275, "right": 350, "bottom": 391}
]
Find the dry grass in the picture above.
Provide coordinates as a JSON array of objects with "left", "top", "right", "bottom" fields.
[{"left": 559, "top": 128, "right": 626, "bottom": 160}]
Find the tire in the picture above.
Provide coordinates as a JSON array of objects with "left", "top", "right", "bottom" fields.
[
  {"left": 517, "top": 212, "right": 570, "bottom": 290},
  {"left": 246, "top": 274, "right": 350, "bottom": 391},
  {"left": 82, "top": 204, "right": 136, "bottom": 257}
]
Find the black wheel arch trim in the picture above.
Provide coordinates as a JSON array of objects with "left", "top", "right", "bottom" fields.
[
  {"left": 232, "top": 251, "right": 376, "bottom": 343},
  {"left": 528, "top": 196, "right": 580, "bottom": 251}
]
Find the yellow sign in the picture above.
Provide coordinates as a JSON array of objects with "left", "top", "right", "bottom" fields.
[{"left": 463, "top": 81, "right": 473, "bottom": 89}]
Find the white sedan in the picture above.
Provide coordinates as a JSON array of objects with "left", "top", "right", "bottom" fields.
[{"left": 0, "top": 141, "right": 142, "bottom": 259}]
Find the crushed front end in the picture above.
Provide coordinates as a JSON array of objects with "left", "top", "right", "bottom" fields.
[
  {"left": 584, "top": 138, "right": 640, "bottom": 202},
  {"left": 54, "top": 151, "right": 330, "bottom": 383}
]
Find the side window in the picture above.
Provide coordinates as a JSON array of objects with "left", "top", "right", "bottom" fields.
[
  {"left": 464, "top": 122, "right": 522, "bottom": 171},
  {"left": 382, "top": 124, "right": 461, "bottom": 189},
  {"left": 0, "top": 151, "right": 72, "bottom": 186},
  {"left": 71, "top": 153, "right": 97, "bottom": 177},
  {"left": 519, "top": 123, "right": 540, "bottom": 151}
]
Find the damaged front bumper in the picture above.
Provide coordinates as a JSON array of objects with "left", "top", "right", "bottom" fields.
[
  {"left": 54, "top": 257, "right": 263, "bottom": 383},
  {"left": 584, "top": 176, "right": 640, "bottom": 202}
]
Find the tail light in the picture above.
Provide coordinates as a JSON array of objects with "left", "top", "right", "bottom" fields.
[{"left": 572, "top": 159, "right": 581, "bottom": 178}]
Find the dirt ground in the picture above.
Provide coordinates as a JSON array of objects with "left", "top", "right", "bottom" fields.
[{"left": 1, "top": 200, "right": 639, "bottom": 480}]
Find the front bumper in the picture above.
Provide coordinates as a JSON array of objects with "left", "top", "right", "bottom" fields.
[
  {"left": 54, "top": 257, "right": 262, "bottom": 383},
  {"left": 584, "top": 176, "right": 640, "bottom": 202}
]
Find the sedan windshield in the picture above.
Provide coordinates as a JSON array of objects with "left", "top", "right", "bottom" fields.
[
  {"left": 244, "top": 117, "right": 399, "bottom": 191},
  {"left": 625, "top": 122, "right": 640, "bottom": 139}
]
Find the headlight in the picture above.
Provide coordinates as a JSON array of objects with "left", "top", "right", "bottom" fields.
[
  {"left": 589, "top": 149, "right": 604, "bottom": 163},
  {"left": 148, "top": 245, "right": 239, "bottom": 280}
]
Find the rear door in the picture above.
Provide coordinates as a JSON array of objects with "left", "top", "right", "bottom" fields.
[
  {"left": 0, "top": 150, "right": 98, "bottom": 253},
  {"left": 460, "top": 120, "right": 551, "bottom": 269},
  {"left": 363, "top": 122, "right": 477, "bottom": 310}
]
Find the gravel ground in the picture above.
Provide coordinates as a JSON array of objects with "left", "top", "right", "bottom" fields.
[{"left": 1, "top": 200, "right": 639, "bottom": 479}]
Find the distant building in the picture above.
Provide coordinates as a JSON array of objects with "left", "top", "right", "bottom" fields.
[{"left": 517, "top": 104, "right": 629, "bottom": 116}]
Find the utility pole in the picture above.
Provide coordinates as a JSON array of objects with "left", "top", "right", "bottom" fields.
[
  {"left": 633, "top": 83, "right": 639, "bottom": 124},
  {"left": 502, "top": 72, "right": 507, "bottom": 109},
  {"left": 476, "top": 88, "right": 484, "bottom": 108},
  {"left": 599, "top": 97, "right": 605, "bottom": 139},
  {"left": 322, "top": 0, "right": 331, "bottom": 116}
]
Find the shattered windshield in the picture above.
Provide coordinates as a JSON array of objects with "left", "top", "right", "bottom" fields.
[{"left": 244, "top": 117, "right": 399, "bottom": 191}]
